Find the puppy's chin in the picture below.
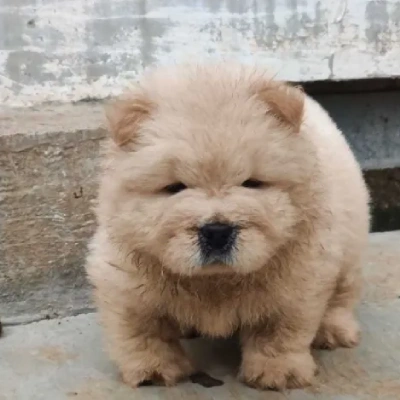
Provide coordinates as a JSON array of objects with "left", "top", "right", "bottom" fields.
[
  {"left": 191, "top": 262, "right": 235, "bottom": 276},
  {"left": 160, "top": 229, "right": 274, "bottom": 276}
]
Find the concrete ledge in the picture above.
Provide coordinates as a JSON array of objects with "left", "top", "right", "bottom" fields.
[
  {"left": 2, "top": 95, "right": 400, "bottom": 318},
  {"left": 1, "top": 232, "right": 400, "bottom": 399},
  {"left": 0, "top": 103, "right": 106, "bottom": 151},
  {"left": 1, "top": 103, "right": 106, "bottom": 318}
]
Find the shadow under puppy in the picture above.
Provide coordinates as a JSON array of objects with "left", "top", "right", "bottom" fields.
[{"left": 86, "top": 63, "right": 370, "bottom": 390}]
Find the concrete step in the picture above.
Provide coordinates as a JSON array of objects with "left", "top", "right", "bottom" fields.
[
  {"left": 1, "top": 103, "right": 106, "bottom": 319},
  {"left": 1, "top": 231, "right": 400, "bottom": 400},
  {"left": 2, "top": 101, "right": 400, "bottom": 319}
]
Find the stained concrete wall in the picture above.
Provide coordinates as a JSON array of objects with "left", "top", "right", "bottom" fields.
[{"left": 1, "top": 0, "right": 400, "bottom": 108}]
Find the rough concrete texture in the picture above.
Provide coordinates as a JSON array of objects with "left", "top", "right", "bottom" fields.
[
  {"left": 1, "top": 0, "right": 400, "bottom": 107},
  {"left": 316, "top": 91, "right": 400, "bottom": 171},
  {"left": 2, "top": 91, "right": 400, "bottom": 318},
  {"left": 1, "top": 231, "right": 400, "bottom": 400},
  {"left": 0, "top": 103, "right": 107, "bottom": 319}
]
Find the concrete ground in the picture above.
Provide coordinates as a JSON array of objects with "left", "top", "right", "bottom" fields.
[{"left": 2, "top": 231, "right": 400, "bottom": 400}]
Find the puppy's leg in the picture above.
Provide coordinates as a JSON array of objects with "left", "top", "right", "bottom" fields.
[
  {"left": 98, "top": 303, "right": 194, "bottom": 388},
  {"left": 239, "top": 300, "right": 325, "bottom": 391},
  {"left": 313, "top": 265, "right": 361, "bottom": 350}
]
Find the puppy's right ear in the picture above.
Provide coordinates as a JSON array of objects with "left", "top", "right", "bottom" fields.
[
  {"left": 253, "top": 80, "right": 304, "bottom": 133},
  {"left": 106, "top": 91, "right": 153, "bottom": 148}
]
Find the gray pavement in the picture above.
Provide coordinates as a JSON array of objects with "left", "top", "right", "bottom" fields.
[{"left": 1, "top": 231, "right": 400, "bottom": 399}]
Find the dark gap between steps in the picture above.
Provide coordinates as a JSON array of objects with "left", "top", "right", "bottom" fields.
[
  {"left": 364, "top": 167, "right": 400, "bottom": 233},
  {"left": 295, "top": 77, "right": 400, "bottom": 95}
]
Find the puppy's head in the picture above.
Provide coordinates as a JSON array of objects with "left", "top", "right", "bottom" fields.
[{"left": 101, "top": 64, "right": 315, "bottom": 276}]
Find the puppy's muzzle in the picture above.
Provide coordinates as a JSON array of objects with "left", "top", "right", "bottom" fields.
[{"left": 198, "top": 222, "right": 237, "bottom": 265}]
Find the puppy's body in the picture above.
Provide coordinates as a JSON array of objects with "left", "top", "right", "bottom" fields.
[{"left": 87, "top": 64, "right": 369, "bottom": 390}]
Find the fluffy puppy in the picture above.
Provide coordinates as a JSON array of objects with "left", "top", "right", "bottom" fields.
[{"left": 86, "top": 63, "right": 369, "bottom": 390}]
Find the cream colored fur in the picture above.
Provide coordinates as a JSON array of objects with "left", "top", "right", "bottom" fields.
[{"left": 86, "top": 63, "right": 369, "bottom": 390}]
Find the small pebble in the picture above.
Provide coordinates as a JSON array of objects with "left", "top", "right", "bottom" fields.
[
  {"left": 138, "top": 372, "right": 224, "bottom": 388},
  {"left": 190, "top": 372, "right": 224, "bottom": 388},
  {"left": 138, "top": 380, "right": 154, "bottom": 387}
]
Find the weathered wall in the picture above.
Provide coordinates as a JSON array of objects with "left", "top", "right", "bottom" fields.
[{"left": 1, "top": 0, "right": 400, "bottom": 108}]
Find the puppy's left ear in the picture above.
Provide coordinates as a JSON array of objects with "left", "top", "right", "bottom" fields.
[
  {"left": 254, "top": 81, "right": 305, "bottom": 132},
  {"left": 105, "top": 90, "right": 153, "bottom": 148}
]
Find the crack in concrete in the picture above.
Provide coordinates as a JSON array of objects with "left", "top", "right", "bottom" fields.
[{"left": 1, "top": 307, "right": 96, "bottom": 327}]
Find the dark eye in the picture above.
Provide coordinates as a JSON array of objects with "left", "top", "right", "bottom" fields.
[
  {"left": 241, "top": 179, "right": 264, "bottom": 189},
  {"left": 163, "top": 182, "right": 187, "bottom": 194}
]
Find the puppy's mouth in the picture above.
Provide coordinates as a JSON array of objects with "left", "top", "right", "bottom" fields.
[
  {"left": 197, "top": 222, "right": 237, "bottom": 267},
  {"left": 199, "top": 251, "right": 235, "bottom": 267}
]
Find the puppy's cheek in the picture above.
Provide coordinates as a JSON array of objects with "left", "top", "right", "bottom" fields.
[
  {"left": 110, "top": 197, "right": 164, "bottom": 248},
  {"left": 161, "top": 234, "right": 200, "bottom": 275},
  {"left": 258, "top": 200, "right": 299, "bottom": 242},
  {"left": 233, "top": 229, "right": 271, "bottom": 273}
]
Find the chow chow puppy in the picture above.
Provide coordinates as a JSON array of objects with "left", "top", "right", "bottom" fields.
[{"left": 86, "top": 63, "right": 369, "bottom": 390}]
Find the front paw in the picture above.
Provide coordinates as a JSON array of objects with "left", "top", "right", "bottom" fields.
[
  {"left": 121, "top": 350, "right": 195, "bottom": 388},
  {"left": 313, "top": 308, "right": 361, "bottom": 350},
  {"left": 239, "top": 350, "right": 317, "bottom": 390}
]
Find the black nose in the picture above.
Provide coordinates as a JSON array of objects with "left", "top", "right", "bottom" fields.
[{"left": 199, "top": 223, "right": 236, "bottom": 251}]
